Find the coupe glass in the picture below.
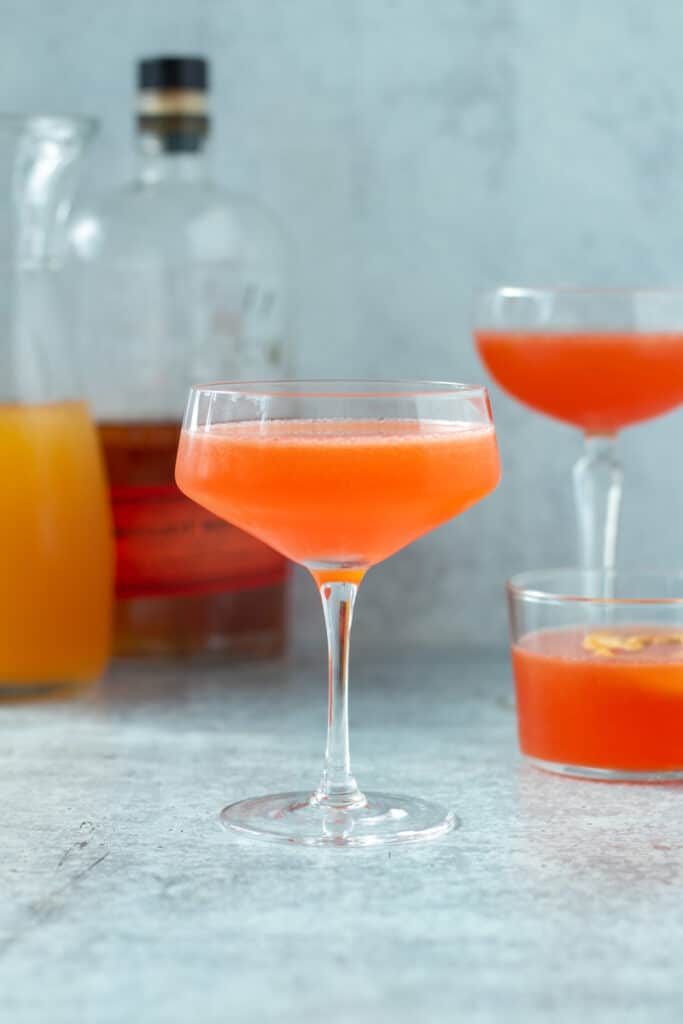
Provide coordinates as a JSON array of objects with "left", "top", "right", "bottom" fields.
[
  {"left": 474, "top": 288, "right": 683, "bottom": 570},
  {"left": 176, "top": 380, "right": 500, "bottom": 846}
]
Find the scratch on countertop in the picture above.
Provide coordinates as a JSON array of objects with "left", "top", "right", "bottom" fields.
[
  {"left": 0, "top": 850, "right": 110, "bottom": 962},
  {"left": 56, "top": 820, "right": 96, "bottom": 868}
]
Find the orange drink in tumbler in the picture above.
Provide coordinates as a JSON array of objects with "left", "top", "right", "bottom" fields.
[
  {"left": 513, "top": 627, "right": 683, "bottom": 773},
  {"left": 507, "top": 572, "right": 683, "bottom": 781}
]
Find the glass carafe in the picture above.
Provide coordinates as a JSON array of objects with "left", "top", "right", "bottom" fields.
[
  {"left": 0, "top": 117, "right": 113, "bottom": 697},
  {"left": 0, "top": 116, "right": 97, "bottom": 267}
]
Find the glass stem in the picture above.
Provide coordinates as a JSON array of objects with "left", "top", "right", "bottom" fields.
[
  {"left": 315, "top": 580, "right": 366, "bottom": 808},
  {"left": 573, "top": 433, "right": 623, "bottom": 570}
]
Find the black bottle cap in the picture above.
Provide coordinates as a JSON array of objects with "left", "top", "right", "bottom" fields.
[{"left": 138, "top": 56, "right": 209, "bottom": 92}]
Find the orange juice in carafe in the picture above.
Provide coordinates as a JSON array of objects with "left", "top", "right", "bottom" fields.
[
  {"left": 0, "top": 400, "right": 113, "bottom": 688},
  {"left": 0, "top": 116, "right": 111, "bottom": 693}
]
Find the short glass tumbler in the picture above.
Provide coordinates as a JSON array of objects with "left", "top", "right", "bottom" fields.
[{"left": 507, "top": 570, "right": 683, "bottom": 782}]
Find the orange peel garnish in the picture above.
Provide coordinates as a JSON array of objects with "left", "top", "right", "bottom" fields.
[{"left": 583, "top": 631, "right": 683, "bottom": 657}]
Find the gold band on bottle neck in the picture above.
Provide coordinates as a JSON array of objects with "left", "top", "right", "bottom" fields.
[{"left": 137, "top": 89, "right": 207, "bottom": 116}]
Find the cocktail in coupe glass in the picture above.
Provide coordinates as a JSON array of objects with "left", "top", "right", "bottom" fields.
[
  {"left": 176, "top": 380, "right": 500, "bottom": 846},
  {"left": 474, "top": 289, "right": 683, "bottom": 570}
]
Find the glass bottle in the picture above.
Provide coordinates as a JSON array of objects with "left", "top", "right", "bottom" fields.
[
  {"left": 0, "top": 117, "right": 113, "bottom": 696},
  {"left": 69, "top": 57, "right": 291, "bottom": 658}
]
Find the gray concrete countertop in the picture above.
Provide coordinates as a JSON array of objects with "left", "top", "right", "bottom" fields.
[{"left": 1, "top": 652, "right": 682, "bottom": 1024}]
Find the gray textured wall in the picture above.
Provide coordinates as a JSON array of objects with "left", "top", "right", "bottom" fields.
[{"left": 5, "top": 0, "right": 683, "bottom": 654}]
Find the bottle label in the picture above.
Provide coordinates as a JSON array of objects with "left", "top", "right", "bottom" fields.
[{"left": 111, "top": 484, "right": 287, "bottom": 599}]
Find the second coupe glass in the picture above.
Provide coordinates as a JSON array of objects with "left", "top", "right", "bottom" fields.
[{"left": 475, "top": 288, "right": 683, "bottom": 570}]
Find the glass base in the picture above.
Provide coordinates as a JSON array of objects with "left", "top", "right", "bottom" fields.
[
  {"left": 219, "top": 790, "right": 457, "bottom": 847},
  {"left": 0, "top": 678, "right": 95, "bottom": 702},
  {"left": 527, "top": 755, "right": 683, "bottom": 783}
]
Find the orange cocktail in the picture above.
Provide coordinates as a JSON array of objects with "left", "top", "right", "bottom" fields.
[
  {"left": 513, "top": 627, "right": 683, "bottom": 773},
  {"left": 175, "top": 381, "right": 500, "bottom": 847},
  {"left": 475, "top": 329, "right": 683, "bottom": 434},
  {"left": 0, "top": 400, "right": 113, "bottom": 687},
  {"left": 176, "top": 418, "right": 500, "bottom": 582},
  {"left": 474, "top": 289, "right": 683, "bottom": 570}
]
